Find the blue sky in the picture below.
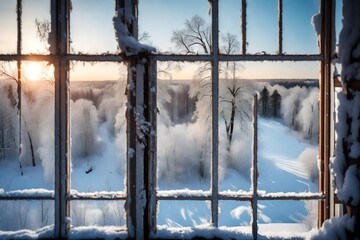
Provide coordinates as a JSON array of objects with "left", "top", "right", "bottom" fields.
[
  {"left": 0, "top": 0, "right": 342, "bottom": 80},
  {"left": 139, "top": 0, "right": 320, "bottom": 54}
]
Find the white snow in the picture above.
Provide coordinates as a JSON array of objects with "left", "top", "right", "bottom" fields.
[
  {"left": 68, "top": 226, "right": 127, "bottom": 240},
  {"left": 0, "top": 225, "right": 54, "bottom": 240},
  {"left": 306, "top": 215, "right": 356, "bottom": 240},
  {"left": 113, "top": 8, "right": 156, "bottom": 56}
]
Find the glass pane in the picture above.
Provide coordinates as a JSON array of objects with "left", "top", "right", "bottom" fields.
[
  {"left": 23, "top": 0, "right": 51, "bottom": 54},
  {"left": 240, "top": 61, "right": 320, "bottom": 80},
  {"left": 138, "top": 0, "right": 210, "bottom": 54},
  {"left": 0, "top": 61, "right": 55, "bottom": 192},
  {"left": 242, "top": 61, "right": 320, "bottom": 193},
  {"left": 247, "top": 0, "right": 278, "bottom": 54},
  {"left": 70, "top": 200, "right": 126, "bottom": 227},
  {"left": 283, "top": 0, "right": 320, "bottom": 54},
  {"left": 157, "top": 62, "right": 211, "bottom": 190},
  {"left": 0, "top": 200, "right": 54, "bottom": 231},
  {"left": 70, "top": 62, "right": 127, "bottom": 192},
  {"left": 157, "top": 200, "right": 210, "bottom": 227},
  {"left": 258, "top": 200, "right": 318, "bottom": 235},
  {"left": 219, "top": 201, "right": 251, "bottom": 228},
  {"left": 0, "top": 1, "right": 17, "bottom": 54},
  {"left": 70, "top": 0, "right": 118, "bottom": 54},
  {"left": 219, "top": 0, "right": 241, "bottom": 54},
  {"left": 219, "top": 62, "right": 254, "bottom": 192}
]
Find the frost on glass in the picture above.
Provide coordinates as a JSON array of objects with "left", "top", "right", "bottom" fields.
[
  {"left": 157, "top": 200, "right": 210, "bottom": 228},
  {"left": 69, "top": 62, "right": 127, "bottom": 192},
  {"left": 157, "top": 62, "right": 211, "bottom": 191},
  {"left": 0, "top": 200, "right": 54, "bottom": 231},
  {"left": 257, "top": 200, "right": 318, "bottom": 235},
  {"left": 23, "top": 0, "right": 51, "bottom": 54},
  {"left": 70, "top": 0, "right": 118, "bottom": 54},
  {"left": 138, "top": 0, "right": 210, "bottom": 54},
  {"left": 0, "top": 1, "right": 17, "bottom": 54},
  {"left": 70, "top": 200, "right": 126, "bottom": 227},
  {"left": 247, "top": 0, "right": 278, "bottom": 54},
  {"left": 283, "top": 0, "right": 320, "bottom": 54},
  {"left": 219, "top": 0, "right": 241, "bottom": 55},
  {"left": 0, "top": 61, "right": 55, "bottom": 192},
  {"left": 219, "top": 201, "right": 251, "bottom": 228}
]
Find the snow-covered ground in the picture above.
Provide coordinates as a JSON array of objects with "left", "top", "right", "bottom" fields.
[
  {"left": 0, "top": 118, "right": 318, "bottom": 237},
  {"left": 157, "top": 118, "right": 318, "bottom": 231}
]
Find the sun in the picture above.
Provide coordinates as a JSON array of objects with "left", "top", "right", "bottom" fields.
[{"left": 24, "top": 62, "right": 43, "bottom": 81}]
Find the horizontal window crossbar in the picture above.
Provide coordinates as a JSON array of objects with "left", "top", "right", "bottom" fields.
[
  {"left": 0, "top": 53, "right": 322, "bottom": 63},
  {"left": 0, "top": 189, "right": 54, "bottom": 200},
  {"left": 153, "top": 54, "right": 323, "bottom": 62},
  {"left": 67, "top": 191, "right": 127, "bottom": 200},
  {"left": 0, "top": 54, "right": 125, "bottom": 62},
  {"left": 156, "top": 190, "right": 325, "bottom": 201}
]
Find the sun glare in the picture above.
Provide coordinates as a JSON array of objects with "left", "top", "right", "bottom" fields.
[{"left": 24, "top": 62, "right": 43, "bottom": 81}]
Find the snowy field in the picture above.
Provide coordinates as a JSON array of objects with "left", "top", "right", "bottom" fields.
[{"left": 0, "top": 116, "right": 318, "bottom": 237}]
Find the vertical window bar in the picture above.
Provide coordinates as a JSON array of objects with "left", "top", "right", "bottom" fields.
[
  {"left": 115, "top": 0, "right": 136, "bottom": 235},
  {"left": 211, "top": 0, "right": 219, "bottom": 227},
  {"left": 251, "top": 94, "right": 258, "bottom": 240},
  {"left": 318, "top": 0, "right": 334, "bottom": 225},
  {"left": 135, "top": 62, "right": 145, "bottom": 239},
  {"left": 116, "top": 1, "right": 145, "bottom": 238},
  {"left": 54, "top": 0, "right": 71, "bottom": 237},
  {"left": 146, "top": 58, "right": 157, "bottom": 235},
  {"left": 278, "top": 0, "right": 283, "bottom": 54},
  {"left": 16, "top": 0, "right": 23, "bottom": 176},
  {"left": 241, "top": 0, "right": 247, "bottom": 54},
  {"left": 126, "top": 56, "right": 137, "bottom": 238}
]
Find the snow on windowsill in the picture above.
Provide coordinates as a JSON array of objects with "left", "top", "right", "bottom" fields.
[{"left": 0, "top": 188, "right": 54, "bottom": 198}]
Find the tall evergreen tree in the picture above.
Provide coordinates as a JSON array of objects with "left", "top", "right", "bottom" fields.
[
  {"left": 259, "top": 86, "right": 269, "bottom": 117},
  {"left": 270, "top": 89, "right": 281, "bottom": 118}
]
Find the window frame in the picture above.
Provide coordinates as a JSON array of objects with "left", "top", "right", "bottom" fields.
[{"left": 0, "top": 0, "right": 335, "bottom": 239}]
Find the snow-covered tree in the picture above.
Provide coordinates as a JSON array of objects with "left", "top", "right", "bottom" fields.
[
  {"left": 71, "top": 99, "right": 102, "bottom": 159},
  {"left": 281, "top": 86, "right": 308, "bottom": 130},
  {"left": 0, "top": 81, "right": 17, "bottom": 161},
  {"left": 297, "top": 88, "right": 319, "bottom": 142}
]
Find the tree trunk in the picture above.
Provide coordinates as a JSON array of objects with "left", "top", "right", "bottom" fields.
[{"left": 27, "top": 130, "right": 36, "bottom": 167}]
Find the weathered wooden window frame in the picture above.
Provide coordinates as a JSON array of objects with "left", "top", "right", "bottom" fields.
[{"left": 0, "top": 0, "right": 335, "bottom": 239}]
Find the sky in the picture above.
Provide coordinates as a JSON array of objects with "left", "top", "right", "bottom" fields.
[{"left": 0, "top": 0, "right": 342, "bottom": 81}]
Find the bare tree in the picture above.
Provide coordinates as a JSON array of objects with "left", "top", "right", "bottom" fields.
[
  {"left": 220, "top": 80, "right": 251, "bottom": 147},
  {"left": 171, "top": 15, "right": 211, "bottom": 54},
  {"left": 172, "top": 15, "right": 251, "bottom": 160}
]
